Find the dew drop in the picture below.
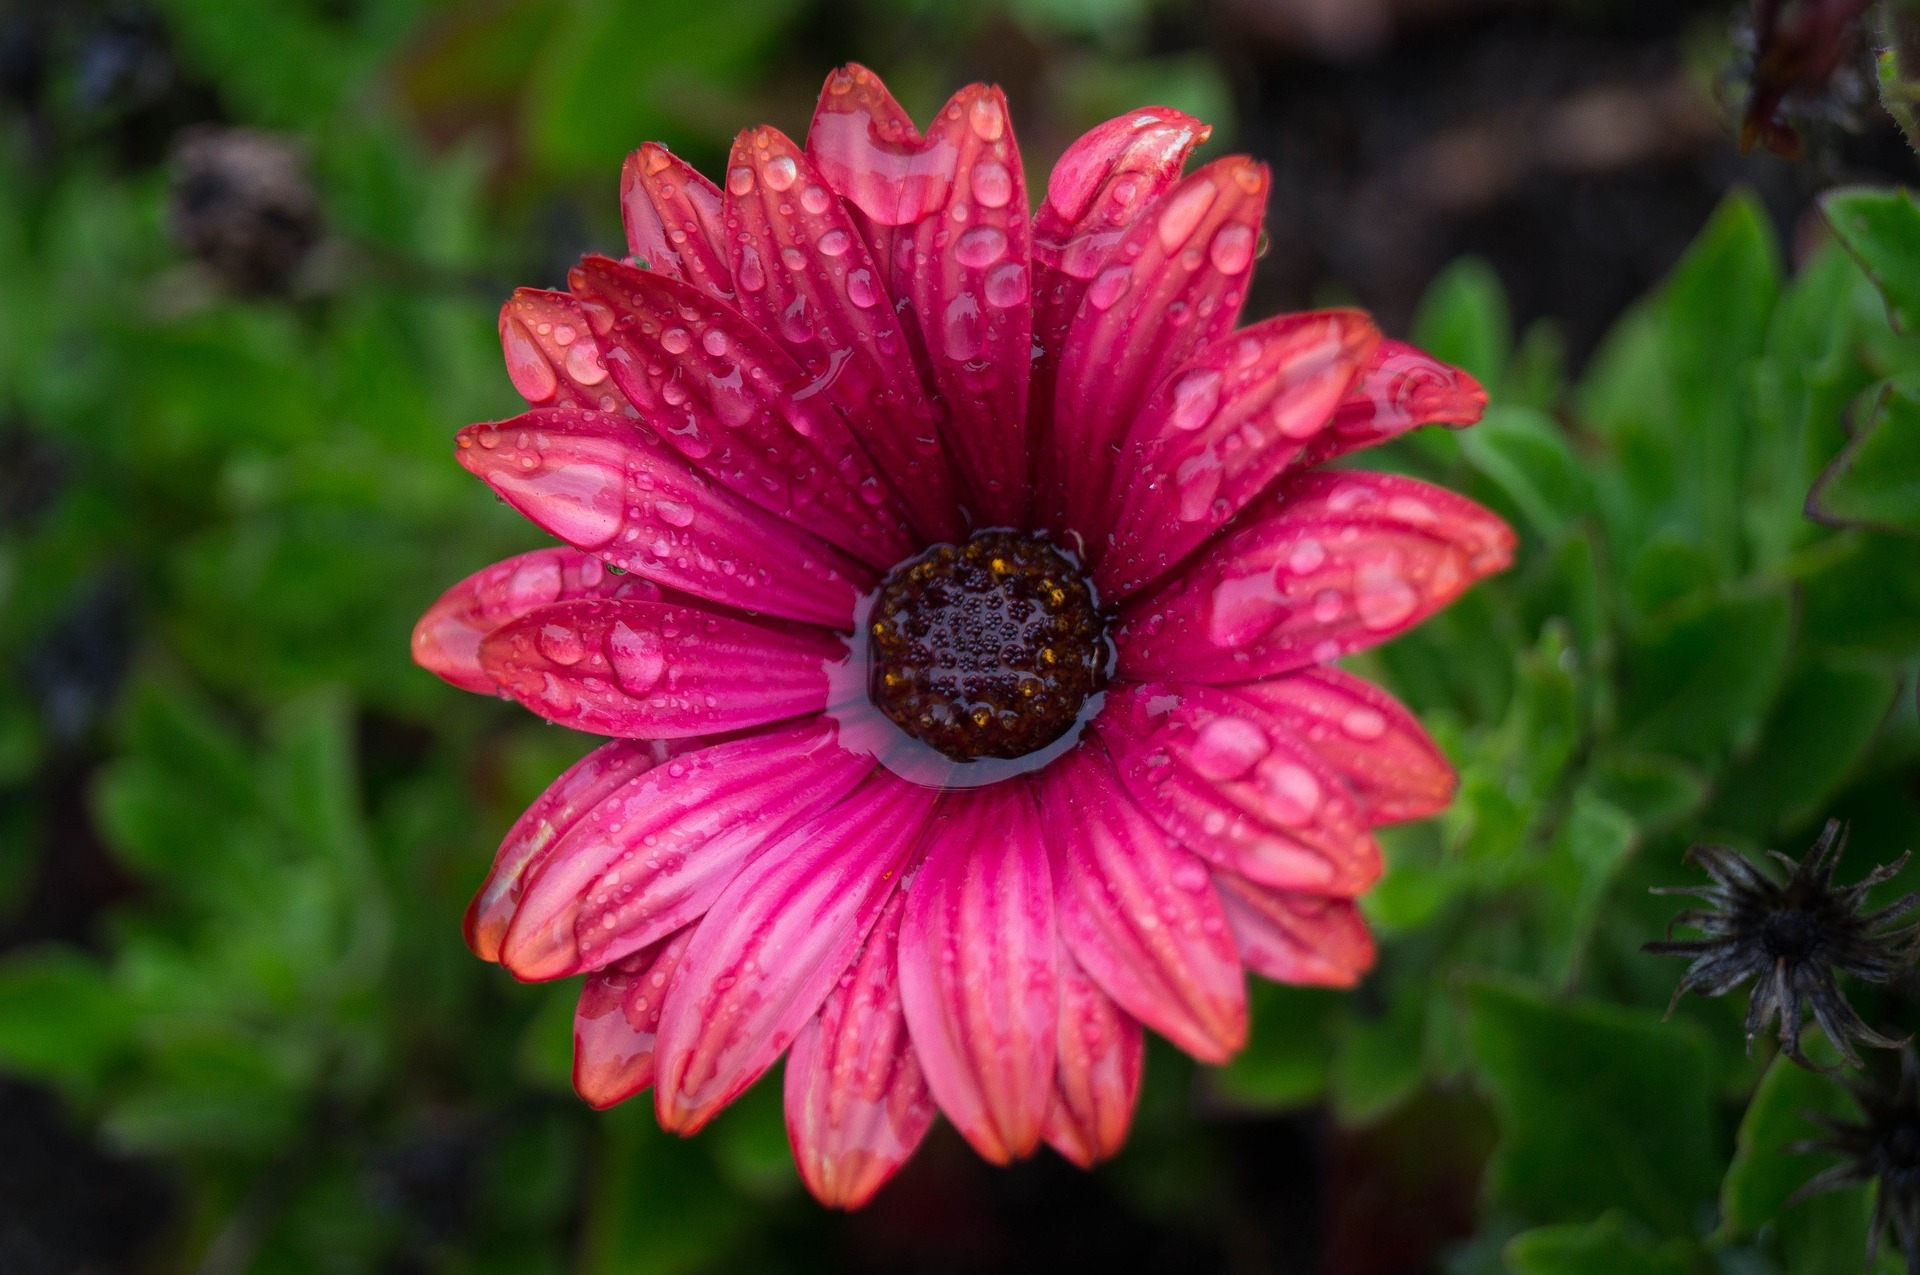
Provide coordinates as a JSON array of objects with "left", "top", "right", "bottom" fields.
[
  {"left": 1175, "top": 450, "right": 1222, "bottom": 521},
  {"left": 1189, "top": 715, "right": 1270, "bottom": 780},
  {"left": 1254, "top": 758, "right": 1321, "bottom": 826},
  {"left": 969, "top": 94, "right": 1005, "bottom": 141},
  {"left": 942, "top": 293, "right": 984, "bottom": 361},
  {"left": 1355, "top": 570, "right": 1418, "bottom": 631},
  {"left": 1288, "top": 538, "right": 1326, "bottom": 574},
  {"left": 537, "top": 623, "right": 587, "bottom": 666},
  {"left": 955, "top": 225, "right": 1008, "bottom": 268},
  {"left": 728, "top": 167, "right": 754, "bottom": 196},
  {"left": 846, "top": 268, "right": 879, "bottom": 309},
  {"left": 1209, "top": 223, "right": 1255, "bottom": 274},
  {"left": 1157, "top": 182, "right": 1218, "bottom": 251},
  {"left": 736, "top": 246, "right": 766, "bottom": 293},
  {"left": 800, "top": 184, "right": 832, "bottom": 215},
  {"left": 702, "top": 329, "right": 730, "bottom": 357},
  {"left": 1087, "top": 264, "right": 1132, "bottom": 311},
  {"left": 817, "top": 227, "right": 851, "bottom": 257},
  {"left": 1340, "top": 706, "right": 1388, "bottom": 740},
  {"left": 971, "top": 160, "right": 1012, "bottom": 208},
  {"left": 505, "top": 558, "right": 563, "bottom": 610},
  {"left": 502, "top": 318, "right": 558, "bottom": 402},
  {"left": 608, "top": 622, "right": 665, "bottom": 695},
  {"left": 654, "top": 498, "right": 695, "bottom": 527},
  {"left": 778, "top": 245, "right": 806, "bottom": 271},
  {"left": 1169, "top": 369, "right": 1222, "bottom": 432},
  {"left": 763, "top": 154, "right": 798, "bottom": 191},
  {"left": 984, "top": 260, "right": 1027, "bottom": 308},
  {"left": 565, "top": 340, "right": 609, "bottom": 386},
  {"left": 662, "top": 328, "right": 691, "bottom": 354}
]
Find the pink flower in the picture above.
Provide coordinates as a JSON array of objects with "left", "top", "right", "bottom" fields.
[{"left": 414, "top": 65, "right": 1511, "bottom": 1208}]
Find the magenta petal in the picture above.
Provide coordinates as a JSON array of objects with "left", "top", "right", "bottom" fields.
[
  {"left": 455, "top": 408, "right": 872, "bottom": 628},
  {"left": 500, "top": 289, "right": 632, "bottom": 414},
  {"left": 1231, "top": 668, "right": 1455, "bottom": 825},
  {"left": 1098, "top": 311, "right": 1379, "bottom": 599},
  {"left": 465, "top": 738, "right": 667, "bottom": 962},
  {"left": 653, "top": 774, "right": 939, "bottom": 1134},
  {"left": 479, "top": 598, "right": 841, "bottom": 737},
  {"left": 620, "top": 143, "right": 733, "bottom": 300},
  {"left": 904, "top": 84, "right": 1033, "bottom": 526},
  {"left": 784, "top": 889, "right": 935, "bottom": 1209},
  {"left": 569, "top": 255, "right": 916, "bottom": 571},
  {"left": 898, "top": 783, "right": 1057, "bottom": 1164},
  {"left": 721, "top": 127, "right": 963, "bottom": 543},
  {"left": 1039, "top": 747, "right": 1246, "bottom": 1063},
  {"left": 1047, "top": 157, "right": 1269, "bottom": 544},
  {"left": 573, "top": 925, "right": 695, "bottom": 1109},
  {"left": 1213, "top": 871, "right": 1375, "bottom": 987},
  {"left": 1304, "top": 340, "right": 1487, "bottom": 468},
  {"left": 807, "top": 64, "right": 948, "bottom": 229},
  {"left": 1114, "top": 471, "right": 1516, "bottom": 683},
  {"left": 499, "top": 720, "right": 873, "bottom": 981},
  {"left": 1043, "top": 940, "right": 1143, "bottom": 1168},
  {"left": 413, "top": 547, "right": 668, "bottom": 695},
  {"left": 1094, "top": 684, "right": 1381, "bottom": 895}
]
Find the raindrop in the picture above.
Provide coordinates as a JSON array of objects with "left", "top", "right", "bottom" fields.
[
  {"left": 971, "top": 160, "right": 1012, "bottom": 209},
  {"left": 1169, "top": 369, "right": 1222, "bottom": 432},
  {"left": 728, "top": 167, "right": 754, "bottom": 196},
  {"left": 702, "top": 329, "right": 729, "bottom": 357},
  {"left": 502, "top": 318, "right": 558, "bottom": 402},
  {"left": 1340, "top": 707, "right": 1388, "bottom": 740},
  {"left": 942, "top": 293, "right": 984, "bottom": 361},
  {"left": 954, "top": 225, "right": 1007, "bottom": 268},
  {"left": 1209, "top": 223, "right": 1255, "bottom": 274},
  {"left": 736, "top": 246, "right": 766, "bottom": 293},
  {"left": 1287, "top": 538, "right": 1326, "bottom": 574},
  {"left": 800, "top": 185, "right": 832, "bottom": 215},
  {"left": 1254, "top": 757, "right": 1321, "bottom": 826},
  {"left": 662, "top": 328, "right": 692, "bottom": 354},
  {"left": 537, "top": 623, "right": 587, "bottom": 666},
  {"left": 983, "top": 261, "right": 1027, "bottom": 308},
  {"left": 608, "top": 622, "right": 665, "bottom": 695},
  {"left": 763, "top": 155, "right": 798, "bottom": 191},
  {"left": 846, "top": 268, "right": 879, "bottom": 309},
  {"left": 1189, "top": 715, "right": 1269, "bottom": 780},
  {"left": 1157, "top": 182, "right": 1217, "bottom": 251},
  {"left": 654, "top": 498, "right": 695, "bottom": 527},
  {"left": 1087, "top": 264, "right": 1132, "bottom": 311},
  {"left": 817, "top": 228, "right": 851, "bottom": 257},
  {"left": 968, "top": 94, "right": 1005, "bottom": 141},
  {"left": 565, "top": 341, "right": 609, "bottom": 386}
]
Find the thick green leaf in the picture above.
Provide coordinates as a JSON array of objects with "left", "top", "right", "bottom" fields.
[
  {"left": 0, "top": 948, "right": 127, "bottom": 1093},
  {"left": 1532, "top": 791, "right": 1637, "bottom": 986},
  {"left": 1721, "top": 1048, "right": 1857, "bottom": 1237},
  {"left": 1821, "top": 186, "right": 1920, "bottom": 332},
  {"left": 1459, "top": 406, "right": 1593, "bottom": 542},
  {"left": 1503, "top": 1211, "right": 1701, "bottom": 1275},
  {"left": 1811, "top": 381, "right": 1920, "bottom": 535},
  {"left": 1213, "top": 983, "right": 1343, "bottom": 1109},
  {"left": 1620, "top": 590, "right": 1793, "bottom": 765},
  {"left": 582, "top": 1105, "right": 751, "bottom": 1275}
]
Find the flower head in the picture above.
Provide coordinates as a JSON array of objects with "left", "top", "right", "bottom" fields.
[
  {"left": 414, "top": 65, "right": 1511, "bottom": 1208},
  {"left": 1646, "top": 821, "right": 1918, "bottom": 1069},
  {"left": 1792, "top": 1047, "right": 1920, "bottom": 1272}
]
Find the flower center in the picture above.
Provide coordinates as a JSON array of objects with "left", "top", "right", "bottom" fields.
[
  {"left": 1761, "top": 906, "right": 1822, "bottom": 962},
  {"left": 867, "top": 531, "right": 1107, "bottom": 762}
]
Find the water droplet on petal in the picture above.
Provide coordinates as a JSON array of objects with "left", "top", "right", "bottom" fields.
[
  {"left": 736, "top": 246, "right": 766, "bottom": 292},
  {"left": 955, "top": 225, "right": 1007, "bottom": 268},
  {"left": 780, "top": 245, "right": 807, "bottom": 271},
  {"left": 702, "top": 329, "right": 729, "bottom": 357},
  {"left": 1088, "top": 264, "right": 1132, "bottom": 310},
  {"left": 846, "top": 268, "right": 879, "bottom": 309},
  {"left": 971, "top": 160, "right": 1012, "bottom": 208},
  {"left": 817, "top": 228, "right": 851, "bottom": 257},
  {"left": 1355, "top": 566, "right": 1418, "bottom": 631},
  {"left": 502, "top": 318, "right": 558, "bottom": 402},
  {"left": 608, "top": 622, "right": 665, "bottom": 694},
  {"left": 969, "top": 94, "right": 1005, "bottom": 141},
  {"left": 537, "top": 622, "right": 587, "bottom": 666},
  {"left": 1209, "top": 223, "right": 1255, "bottom": 274},
  {"left": 1189, "top": 715, "right": 1270, "bottom": 780},
  {"left": 763, "top": 154, "right": 798, "bottom": 191},
  {"left": 984, "top": 260, "right": 1027, "bottom": 308},
  {"left": 800, "top": 184, "right": 832, "bottom": 215},
  {"left": 654, "top": 498, "right": 695, "bottom": 527},
  {"left": 728, "top": 167, "right": 754, "bottom": 196},
  {"left": 1288, "top": 538, "right": 1326, "bottom": 574},
  {"left": 1341, "top": 707, "right": 1387, "bottom": 740},
  {"left": 1175, "top": 450, "right": 1222, "bottom": 521},
  {"left": 505, "top": 558, "right": 563, "bottom": 610},
  {"left": 942, "top": 293, "right": 983, "bottom": 361},
  {"left": 1254, "top": 757, "right": 1321, "bottom": 826},
  {"left": 1157, "top": 182, "right": 1218, "bottom": 251},
  {"left": 1169, "top": 369, "right": 1222, "bottom": 432},
  {"left": 565, "top": 340, "right": 609, "bottom": 386},
  {"left": 662, "top": 328, "right": 691, "bottom": 354}
]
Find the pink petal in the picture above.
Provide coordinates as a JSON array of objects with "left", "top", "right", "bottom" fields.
[
  {"left": 499, "top": 720, "right": 872, "bottom": 981},
  {"left": 1038, "top": 746, "right": 1246, "bottom": 1063},
  {"left": 455, "top": 407, "right": 872, "bottom": 628},
  {"left": 1114, "top": 471, "right": 1515, "bottom": 683},
  {"left": 1094, "top": 683, "right": 1381, "bottom": 895},
  {"left": 1213, "top": 871, "right": 1376, "bottom": 987},
  {"left": 1046, "top": 157, "right": 1269, "bottom": 545},
  {"left": 568, "top": 255, "right": 915, "bottom": 571},
  {"left": 1099, "top": 311, "right": 1379, "bottom": 599},
  {"left": 653, "top": 774, "right": 939, "bottom": 1134},
  {"left": 479, "top": 598, "right": 841, "bottom": 737},
  {"left": 620, "top": 142, "right": 732, "bottom": 300},
  {"left": 500, "top": 289, "right": 633, "bottom": 414},
  {"left": 1044, "top": 940, "right": 1143, "bottom": 1168},
  {"left": 807, "top": 63, "right": 947, "bottom": 229},
  {"left": 1230, "top": 667, "right": 1455, "bottom": 824},
  {"left": 1304, "top": 340, "right": 1487, "bottom": 468},
  {"left": 412, "top": 546, "right": 668, "bottom": 695},
  {"left": 465, "top": 738, "right": 667, "bottom": 962},
  {"left": 720, "top": 127, "right": 963, "bottom": 543},
  {"left": 904, "top": 84, "right": 1033, "bottom": 526},
  {"left": 897, "top": 783, "right": 1057, "bottom": 1164},
  {"left": 573, "top": 925, "right": 695, "bottom": 1109},
  {"left": 784, "top": 889, "right": 935, "bottom": 1209}
]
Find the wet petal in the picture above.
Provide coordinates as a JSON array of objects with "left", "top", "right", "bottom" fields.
[
  {"left": 721, "top": 127, "right": 962, "bottom": 543},
  {"left": 569, "top": 255, "right": 916, "bottom": 570},
  {"left": 1114, "top": 471, "right": 1514, "bottom": 682},
  {"left": 1046, "top": 157, "right": 1269, "bottom": 545},
  {"left": 1230, "top": 667, "right": 1455, "bottom": 824},
  {"left": 413, "top": 546, "right": 669, "bottom": 695},
  {"left": 1043, "top": 940, "right": 1143, "bottom": 1168},
  {"left": 466, "top": 737, "right": 668, "bottom": 962},
  {"left": 620, "top": 142, "right": 732, "bottom": 299},
  {"left": 653, "top": 774, "right": 938, "bottom": 1133},
  {"left": 898, "top": 783, "right": 1056, "bottom": 1163},
  {"left": 1303, "top": 340, "right": 1486, "bottom": 468},
  {"left": 455, "top": 406, "right": 872, "bottom": 628},
  {"left": 1213, "top": 871, "right": 1376, "bottom": 987},
  {"left": 784, "top": 889, "right": 935, "bottom": 1209},
  {"left": 479, "top": 598, "right": 842, "bottom": 737},
  {"left": 1039, "top": 746, "right": 1246, "bottom": 1062},
  {"left": 573, "top": 926, "right": 695, "bottom": 1108},
  {"left": 1100, "top": 311, "right": 1379, "bottom": 598},
  {"left": 1094, "top": 683, "right": 1381, "bottom": 895},
  {"left": 500, "top": 289, "right": 633, "bottom": 414},
  {"left": 904, "top": 84, "right": 1033, "bottom": 526},
  {"left": 500, "top": 720, "right": 873, "bottom": 980},
  {"left": 807, "top": 63, "right": 948, "bottom": 229}
]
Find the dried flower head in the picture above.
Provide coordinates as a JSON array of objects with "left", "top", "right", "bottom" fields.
[
  {"left": 1792, "top": 1047, "right": 1920, "bottom": 1272},
  {"left": 1646, "top": 821, "right": 1917, "bottom": 1068}
]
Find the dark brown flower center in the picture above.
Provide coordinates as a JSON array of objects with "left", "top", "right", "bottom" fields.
[{"left": 867, "top": 531, "right": 1107, "bottom": 762}]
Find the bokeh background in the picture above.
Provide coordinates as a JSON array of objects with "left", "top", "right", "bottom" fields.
[{"left": 2, "top": 1, "right": 1918, "bottom": 1273}]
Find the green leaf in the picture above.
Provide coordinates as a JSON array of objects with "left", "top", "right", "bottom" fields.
[
  {"left": 1212, "top": 983, "right": 1343, "bottom": 1109},
  {"left": 517, "top": 979, "right": 582, "bottom": 1094},
  {"left": 706, "top": 1071, "right": 798, "bottom": 1199},
  {"left": 582, "top": 1105, "right": 751, "bottom": 1275},
  {"left": 1820, "top": 186, "right": 1920, "bottom": 333},
  {"left": 1587, "top": 753, "right": 1709, "bottom": 832},
  {"left": 1532, "top": 791, "right": 1637, "bottom": 986},
  {"left": 0, "top": 948, "right": 128, "bottom": 1093},
  {"left": 1467, "top": 979, "right": 1721, "bottom": 1234},
  {"left": 1459, "top": 406, "right": 1593, "bottom": 542},
  {"left": 1330, "top": 982, "right": 1426, "bottom": 1124},
  {"left": 1412, "top": 257, "right": 1512, "bottom": 390},
  {"left": 1503, "top": 1212, "right": 1701, "bottom": 1275},
  {"left": 1620, "top": 590, "right": 1793, "bottom": 765},
  {"left": 1811, "top": 381, "right": 1920, "bottom": 535}
]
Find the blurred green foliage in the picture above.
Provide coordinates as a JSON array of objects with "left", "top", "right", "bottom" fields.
[{"left": 0, "top": 1, "right": 1916, "bottom": 1274}]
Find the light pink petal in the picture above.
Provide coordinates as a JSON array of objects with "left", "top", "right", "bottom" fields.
[
  {"left": 454, "top": 407, "right": 872, "bottom": 628},
  {"left": 478, "top": 598, "right": 841, "bottom": 737},
  {"left": 720, "top": 127, "right": 962, "bottom": 543},
  {"left": 1114, "top": 471, "right": 1515, "bottom": 683},
  {"left": 1038, "top": 746, "right": 1246, "bottom": 1063},
  {"left": 1099, "top": 311, "right": 1380, "bottom": 599},
  {"left": 412, "top": 547, "right": 668, "bottom": 695},
  {"left": 620, "top": 143, "right": 732, "bottom": 300},
  {"left": 653, "top": 774, "right": 938, "bottom": 1134},
  {"left": 898, "top": 783, "right": 1056, "bottom": 1164},
  {"left": 1094, "top": 683, "right": 1381, "bottom": 895},
  {"left": 568, "top": 255, "right": 916, "bottom": 570},
  {"left": 499, "top": 720, "right": 872, "bottom": 980},
  {"left": 1213, "top": 871, "right": 1376, "bottom": 987},
  {"left": 784, "top": 889, "right": 935, "bottom": 1209},
  {"left": 1046, "top": 157, "right": 1269, "bottom": 545},
  {"left": 904, "top": 84, "right": 1033, "bottom": 526},
  {"left": 500, "top": 289, "right": 633, "bottom": 414},
  {"left": 1231, "top": 667, "right": 1455, "bottom": 824},
  {"left": 465, "top": 738, "right": 668, "bottom": 962},
  {"left": 573, "top": 925, "right": 695, "bottom": 1108},
  {"left": 1044, "top": 940, "right": 1143, "bottom": 1168},
  {"left": 1302, "top": 340, "right": 1487, "bottom": 468}
]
